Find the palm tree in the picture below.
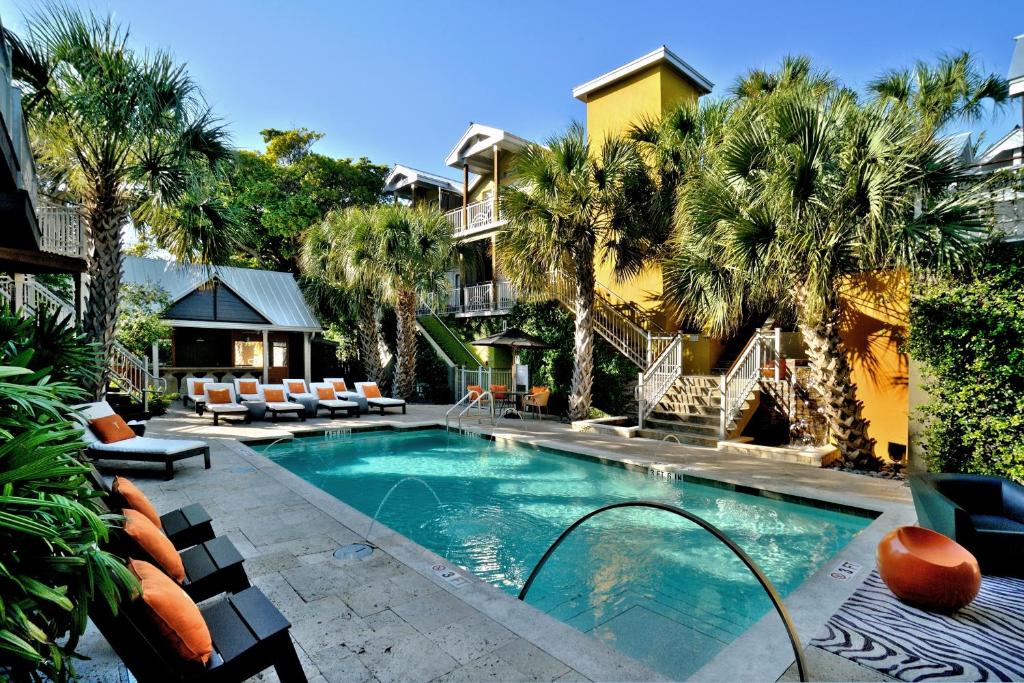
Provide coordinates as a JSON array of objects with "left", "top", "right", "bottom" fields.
[
  {"left": 663, "top": 81, "right": 986, "bottom": 469},
  {"left": 301, "top": 207, "right": 387, "bottom": 386},
  {"left": 303, "top": 204, "right": 453, "bottom": 399},
  {"left": 498, "top": 123, "right": 648, "bottom": 420},
  {"left": 869, "top": 51, "right": 1009, "bottom": 134},
  {"left": 7, "top": 6, "right": 233, "bottom": 395}
]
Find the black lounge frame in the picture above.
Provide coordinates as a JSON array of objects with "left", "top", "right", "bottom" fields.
[
  {"left": 319, "top": 402, "right": 360, "bottom": 418},
  {"left": 90, "top": 585, "right": 306, "bottom": 682},
  {"left": 267, "top": 405, "right": 305, "bottom": 421},
  {"left": 209, "top": 407, "right": 249, "bottom": 426},
  {"left": 87, "top": 444, "right": 210, "bottom": 481},
  {"left": 368, "top": 399, "right": 406, "bottom": 415}
]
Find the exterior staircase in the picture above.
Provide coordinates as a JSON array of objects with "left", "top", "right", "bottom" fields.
[{"left": 639, "top": 376, "right": 760, "bottom": 446}]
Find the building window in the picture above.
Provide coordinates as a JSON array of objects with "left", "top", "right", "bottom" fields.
[
  {"left": 272, "top": 341, "right": 288, "bottom": 367},
  {"left": 233, "top": 340, "right": 263, "bottom": 367}
]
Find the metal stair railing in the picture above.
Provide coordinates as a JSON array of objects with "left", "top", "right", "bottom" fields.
[
  {"left": 517, "top": 501, "right": 807, "bottom": 682},
  {"left": 444, "top": 390, "right": 496, "bottom": 431},
  {"left": 718, "top": 326, "right": 781, "bottom": 439},
  {"left": 636, "top": 334, "right": 684, "bottom": 429}
]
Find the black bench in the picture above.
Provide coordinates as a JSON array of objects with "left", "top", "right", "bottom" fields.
[{"left": 86, "top": 444, "right": 211, "bottom": 481}]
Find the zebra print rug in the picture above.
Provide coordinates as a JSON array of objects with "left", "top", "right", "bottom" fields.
[{"left": 811, "top": 570, "right": 1024, "bottom": 681}]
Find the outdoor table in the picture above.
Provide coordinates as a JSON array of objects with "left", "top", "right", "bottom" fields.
[{"left": 497, "top": 390, "right": 531, "bottom": 419}]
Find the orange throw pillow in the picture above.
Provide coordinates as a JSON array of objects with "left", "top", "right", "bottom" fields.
[
  {"left": 123, "top": 509, "right": 186, "bottom": 584},
  {"left": 113, "top": 477, "right": 161, "bottom": 528},
  {"left": 467, "top": 384, "right": 483, "bottom": 399},
  {"left": 490, "top": 384, "right": 507, "bottom": 399},
  {"left": 237, "top": 380, "right": 258, "bottom": 394},
  {"left": 316, "top": 386, "right": 336, "bottom": 400},
  {"left": 331, "top": 379, "right": 347, "bottom": 392},
  {"left": 128, "top": 559, "right": 213, "bottom": 665},
  {"left": 191, "top": 380, "right": 208, "bottom": 397},
  {"left": 206, "top": 388, "right": 231, "bottom": 405},
  {"left": 287, "top": 381, "right": 307, "bottom": 394},
  {"left": 89, "top": 414, "right": 136, "bottom": 444},
  {"left": 362, "top": 384, "right": 382, "bottom": 399},
  {"left": 263, "top": 387, "right": 285, "bottom": 402},
  {"left": 531, "top": 386, "right": 548, "bottom": 395}
]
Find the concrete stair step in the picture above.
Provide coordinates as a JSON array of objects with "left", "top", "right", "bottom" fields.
[
  {"left": 636, "top": 428, "right": 719, "bottom": 448},
  {"left": 645, "top": 416, "right": 721, "bottom": 434}
]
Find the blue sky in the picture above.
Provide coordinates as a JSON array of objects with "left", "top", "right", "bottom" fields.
[{"left": 2, "top": 0, "right": 1020, "bottom": 179}]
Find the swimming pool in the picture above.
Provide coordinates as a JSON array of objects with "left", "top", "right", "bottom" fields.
[{"left": 258, "top": 429, "right": 870, "bottom": 679}]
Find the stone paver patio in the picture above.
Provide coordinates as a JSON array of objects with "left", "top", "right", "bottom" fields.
[{"left": 77, "top": 403, "right": 913, "bottom": 682}]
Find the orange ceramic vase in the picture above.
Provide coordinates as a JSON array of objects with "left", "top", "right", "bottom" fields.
[{"left": 877, "top": 526, "right": 981, "bottom": 613}]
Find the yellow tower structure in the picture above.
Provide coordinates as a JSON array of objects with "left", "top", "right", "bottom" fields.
[{"left": 573, "top": 47, "right": 713, "bottom": 326}]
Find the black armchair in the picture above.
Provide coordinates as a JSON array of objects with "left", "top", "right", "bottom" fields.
[{"left": 909, "top": 473, "right": 1024, "bottom": 576}]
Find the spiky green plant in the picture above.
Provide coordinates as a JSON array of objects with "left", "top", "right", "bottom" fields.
[{"left": 0, "top": 307, "right": 136, "bottom": 681}]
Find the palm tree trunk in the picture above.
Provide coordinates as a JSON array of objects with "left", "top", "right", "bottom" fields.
[
  {"left": 357, "top": 297, "right": 385, "bottom": 385},
  {"left": 82, "top": 195, "right": 126, "bottom": 399},
  {"left": 393, "top": 290, "right": 418, "bottom": 400},
  {"left": 569, "top": 256, "right": 596, "bottom": 421},
  {"left": 796, "top": 293, "right": 878, "bottom": 469}
]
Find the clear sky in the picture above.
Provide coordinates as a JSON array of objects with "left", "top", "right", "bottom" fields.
[{"left": 2, "top": 0, "right": 1021, "bottom": 180}]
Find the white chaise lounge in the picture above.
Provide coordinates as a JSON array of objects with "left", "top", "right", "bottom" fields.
[
  {"left": 202, "top": 383, "right": 249, "bottom": 426},
  {"left": 233, "top": 377, "right": 263, "bottom": 402},
  {"left": 73, "top": 401, "right": 210, "bottom": 480},
  {"left": 355, "top": 382, "right": 406, "bottom": 415},
  {"left": 183, "top": 376, "right": 216, "bottom": 412},
  {"left": 260, "top": 385, "right": 306, "bottom": 421},
  {"left": 310, "top": 382, "right": 360, "bottom": 418}
]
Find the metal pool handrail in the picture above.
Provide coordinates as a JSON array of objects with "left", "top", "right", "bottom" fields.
[
  {"left": 444, "top": 390, "right": 496, "bottom": 431},
  {"left": 517, "top": 500, "right": 808, "bottom": 682}
]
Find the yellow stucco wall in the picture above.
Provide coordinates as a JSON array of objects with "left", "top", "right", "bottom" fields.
[
  {"left": 584, "top": 63, "right": 701, "bottom": 323},
  {"left": 837, "top": 271, "right": 910, "bottom": 462},
  {"left": 467, "top": 152, "right": 516, "bottom": 204}
]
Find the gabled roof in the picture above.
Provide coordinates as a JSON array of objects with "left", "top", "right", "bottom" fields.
[
  {"left": 383, "top": 164, "right": 460, "bottom": 194},
  {"left": 572, "top": 46, "right": 714, "bottom": 102},
  {"left": 940, "top": 131, "right": 974, "bottom": 164},
  {"left": 974, "top": 126, "right": 1023, "bottom": 167},
  {"left": 122, "top": 256, "right": 321, "bottom": 331},
  {"left": 444, "top": 123, "right": 533, "bottom": 174},
  {"left": 1009, "top": 34, "right": 1024, "bottom": 97}
]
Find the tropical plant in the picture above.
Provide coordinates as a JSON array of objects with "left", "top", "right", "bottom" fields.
[
  {"left": 662, "top": 66, "right": 987, "bottom": 469},
  {"left": 6, "top": 5, "right": 235, "bottom": 396},
  {"left": 0, "top": 306, "right": 136, "bottom": 680},
  {"left": 115, "top": 284, "right": 171, "bottom": 360},
  {"left": 869, "top": 51, "right": 1009, "bottom": 134},
  {"left": 497, "top": 123, "right": 648, "bottom": 420},
  {"left": 302, "top": 204, "right": 454, "bottom": 398}
]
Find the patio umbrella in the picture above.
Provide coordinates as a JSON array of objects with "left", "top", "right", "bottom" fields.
[{"left": 471, "top": 328, "right": 549, "bottom": 366}]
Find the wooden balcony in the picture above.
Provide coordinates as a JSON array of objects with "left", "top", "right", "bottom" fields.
[{"left": 444, "top": 199, "right": 505, "bottom": 242}]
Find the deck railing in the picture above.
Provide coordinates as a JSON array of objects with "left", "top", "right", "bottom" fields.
[
  {"left": 38, "top": 203, "right": 86, "bottom": 258},
  {"left": 418, "top": 279, "right": 517, "bottom": 316},
  {"left": 718, "top": 327, "right": 781, "bottom": 439},
  {"left": 636, "top": 334, "right": 684, "bottom": 429},
  {"left": 444, "top": 199, "right": 501, "bottom": 237}
]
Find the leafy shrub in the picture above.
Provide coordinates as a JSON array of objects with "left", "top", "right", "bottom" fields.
[
  {"left": 115, "top": 284, "right": 171, "bottom": 359},
  {"left": 0, "top": 308, "right": 136, "bottom": 680},
  {"left": 909, "top": 246, "right": 1024, "bottom": 480}
]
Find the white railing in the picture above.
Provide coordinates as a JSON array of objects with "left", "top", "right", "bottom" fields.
[
  {"left": 445, "top": 390, "right": 496, "bottom": 431},
  {"left": 636, "top": 334, "right": 684, "bottom": 428},
  {"left": 718, "top": 327, "right": 781, "bottom": 439},
  {"left": 444, "top": 199, "right": 501, "bottom": 237},
  {"left": 0, "top": 273, "right": 74, "bottom": 319},
  {"left": 38, "top": 203, "right": 85, "bottom": 258},
  {"left": 456, "top": 366, "right": 515, "bottom": 398},
  {"left": 419, "top": 279, "right": 517, "bottom": 316}
]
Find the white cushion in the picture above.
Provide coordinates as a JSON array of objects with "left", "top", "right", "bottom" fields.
[
  {"left": 288, "top": 392, "right": 315, "bottom": 400},
  {"left": 207, "top": 403, "right": 246, "bottom": 413},
  {"left": 72, "top": 401, "right": 116, "bottom": 421},
  {"left": 87, "top": 436, "right": 206, "bottom": 455},
  {"left": 238, "top": 393, "right": 262, "bottom": 402},
  {"left": 366, "top": 397, "right": 405, "bottom": 406},
  {"left": 338, "top": 391, "right": 362, "bottom": 401},
  {"left": 320, "top": 399, "right": 358, "bottom": 408},
  {"left": 186, "top": 377, "right": 217, "bottom": 397},
  {"left": 323, "top": 377, "right": 349, "bottom": 392},
  {"left": 267, "top": 401, "right": 304, "bottom": 411}
]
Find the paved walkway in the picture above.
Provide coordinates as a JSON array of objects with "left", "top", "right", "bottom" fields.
[{"left": 77, "top": 404, "right": 913, "bottom": 682}]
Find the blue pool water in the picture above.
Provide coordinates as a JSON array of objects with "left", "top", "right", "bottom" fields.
[{"left": 259, "top": 429, "right": 869, "bottom": 679}]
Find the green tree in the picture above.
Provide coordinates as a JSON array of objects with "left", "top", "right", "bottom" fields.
[
  {"left": 497, "top": 123, "right": 648, "bottom": 420},
  {"left": 869, "top": 51, "right": 1009, "bottom": 134},
  {"left": 7, "top": 6, "right": 234, "bottom": 396},
  {"left": 662, "top": 65, "right": 987, "bottom": 469},
  {"left": 303, "top": 205, "right": 454, "bottom": 398},
  {"left": 223, "top": 128, "right": 389, "bottom": 273},
  {"left": 114, "top": 284, "right": 171, "bottom": 359}
]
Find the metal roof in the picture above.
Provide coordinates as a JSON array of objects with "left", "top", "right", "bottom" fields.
[
  {"left": 383, "top": 165, "right": 461, "bottom": 194},
  {"left": 122, "top": 256, "right": 322, "bottom": 331}
]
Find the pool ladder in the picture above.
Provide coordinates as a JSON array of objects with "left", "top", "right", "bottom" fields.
[
  {"left": 517, "top": 501, "right": 809, "bottom": 682},
  {"left": 445, "top": 390, "right": 497, "bottom": 433}
]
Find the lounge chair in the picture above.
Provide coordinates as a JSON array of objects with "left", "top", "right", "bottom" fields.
[
  {"left": 324, "top": 377, "right": 367, "bottom": 413},
  {"left": 89, "top": 467, "right": 215, "bottom": 550},
  {"left": 523, "top": 387, "right": 551, "bottom": 419},
  {"left": 283, "top": 378, "right": 319, "bottom": 417},
  {"left": 260, "top": 385, "right": 306, "bottom": 421},
  {"left": 73, "top": 401, "right": 210, "bottom": 480},
  {"left": 233, "top": 377, "right": 263, "bottom": 402},
  {"left": 90, "top": 575, "right": 306, "bottom": 682},
  {"left": 910, "top": 473, "right": 1024, "bottom": 577},
  {"left": 310, "top": 382, "right": 360, "bottom": 418},
  {"left": 183, "top": 376, "right": 217, "bottom": 412},
  {"left": 202, "top": 384, "right": 249, "bottom": 426},
  {"left": 355, "top": 381, "right": 406, "bottom": 415}
]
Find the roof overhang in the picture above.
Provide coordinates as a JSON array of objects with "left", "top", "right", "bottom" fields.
[
  {"left": 1009, "top": 34, "right": 1024, "bottom": 97},
  {"left": 445, "top": 123, "right": 532, "bottom": 175},
  {"left": 974, "top": 126, "right": 1023, "bottom": 166},
  {"left": 572, "top": 45, "right": 714, "bottom": 102},
  {"left": 164, "top": 319, "right": 321, "bottom": 333},
  {"left": 383, "top": 164, "right": 461, "bottom": 194}
]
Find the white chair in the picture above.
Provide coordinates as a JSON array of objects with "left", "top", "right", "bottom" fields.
[
  {"left": 259, "top": 385, "right": 306, "bottom": 421},
  {"left": 309, "top": 382, "right": 360, "bottom": 418},
  {"left": 323, "top": 378, "right": 367, "bottom": 414},
  {"left": 202, "top": 383, "right": 249, "bottom": 426},
  {"left": 283, "top": 378, "right": 315, "bottom": 401},
  {"left": 233, "top": 377, "right": 263, "bottom": 402},
  {"left": 355, "top": 382, "right": 406, "bottom": 415},
  {"left": 72, "top": 401, "right": 210, "bottom": 480},
  {"left": 183, "top": 376, "right": 217, "bottom": 411}
]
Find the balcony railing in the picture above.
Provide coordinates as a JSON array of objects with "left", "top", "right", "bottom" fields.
[
  {"left": 445, "top": 199, "right": 503, "bottom": 237},
  {"left": 38, "top": 203, "right": 86, "bottom": 258},
  {"left": 419, "top": 279, "right": 517, "bottom": 317}
]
